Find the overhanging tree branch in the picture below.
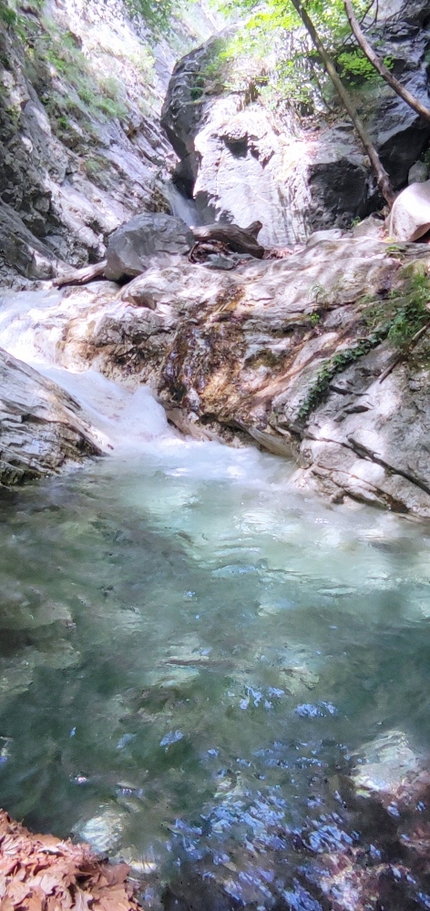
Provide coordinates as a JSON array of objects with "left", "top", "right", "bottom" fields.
[
  {"left": 344, "top": 0, "right": 430, "bottom": 123},
  {"left": 289, "top": 0, "right": 395, "bottom": 207}
]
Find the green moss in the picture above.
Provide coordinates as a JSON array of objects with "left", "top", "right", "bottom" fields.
[
  {"left": 299, "top": 264, "right": 430, "bottom": 423},
  {"left": 387, "top": 265, "right": 430, "bottom": 346},
  {"left": 85, "top": 154, "right": 109, "bottom": 178},
  {"left": 362, "top": 262, "right": 430, "bottom": 341},
  {"left": 246, "top": 350, "right": 281, "bottom": 369},
  {"left": 16, "top": 10, "right": 130, "bottom": 132},
  {"left": 298, "top": 328, "right": 388, "bottom": 422},
  {"left": 124, "top": 0, "right": 177, "bottom": 37}
]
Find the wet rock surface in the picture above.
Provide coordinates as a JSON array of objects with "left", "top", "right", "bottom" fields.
[
  {"left": 48, "top": 231, "right": 430, "bottom": 518},
  {"left": 0, "top": 346, "right": 101, "bottom": 485},
  {"left": 3, "top": 228, "right": 428, "bottom": 515}
]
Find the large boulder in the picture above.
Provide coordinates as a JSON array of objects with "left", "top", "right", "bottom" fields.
[
  {"left": 388, "top": 179, "right": 430, "bottom": 241},
  {"left": 104, "top": 212, "right": 194, "bottom": 280}
]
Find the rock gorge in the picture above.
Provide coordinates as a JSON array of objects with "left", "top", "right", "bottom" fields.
[{"left": 1, "top": 0, "right": 430, "bottom": 518}]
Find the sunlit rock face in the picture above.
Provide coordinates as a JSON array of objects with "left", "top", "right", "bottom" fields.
[
  {"left": 388, "top": 179, "right": 430, "bottom": 241},
  {"left": 160, "top": 36, "right": 315, "bottom": 246},
  {"left": 161, "top": 0, "right": 430, "bottom": 240},
  {"left": 36, "top": 232, "right": 430, "bottom": 518}
]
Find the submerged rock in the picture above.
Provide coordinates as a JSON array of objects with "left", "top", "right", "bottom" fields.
[{"left": 349, "top": 729, "right": 429, "bottom": 813}]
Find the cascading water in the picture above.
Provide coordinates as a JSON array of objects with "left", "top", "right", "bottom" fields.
[
  {"left": 164, "top": 181, "right": 202, "bottom": 228},
  {"left": 0, "top": 287, "right": 430, "bottom": 907}
]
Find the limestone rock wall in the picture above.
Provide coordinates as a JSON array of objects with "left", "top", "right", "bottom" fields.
[
  {"left": 0, "top": 0, "right": 217, "bottom": 284},
  {"left": 161, "top": 0, "right": 430, "bottom": 243}
]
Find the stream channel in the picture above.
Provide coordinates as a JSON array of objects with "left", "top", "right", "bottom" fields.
[{"left": 0, "top": 288, "right": 430, "bottom": 907}]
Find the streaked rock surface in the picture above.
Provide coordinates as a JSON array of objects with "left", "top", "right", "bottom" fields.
[
  {"left": 36, "top": 231, "right": 430, "bottom": 518},
  {"left": 0, "top": 346, "right": 101, "bottom": 485}
]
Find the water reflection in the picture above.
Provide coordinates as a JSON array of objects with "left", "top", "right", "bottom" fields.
[{"left": 0, "top": 450, "right": 429, "bottom": 907}]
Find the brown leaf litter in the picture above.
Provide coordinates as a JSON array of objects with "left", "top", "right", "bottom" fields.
[{"left": 0, "top": 809, "right": 142, "bottom": 911}]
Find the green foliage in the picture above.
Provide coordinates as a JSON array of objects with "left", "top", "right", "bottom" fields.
[
  {"left": 387, "top": 269, "right": 430, "bottom": 347},
  {"left": 198, "top": 31, "right": 271, "bottom": 102},
  {"left": 85, "top": 154, "right": 109, "bottom": 179},
  {"left": 0, "top": 0, "right": 18, "bottom": 26},
  {"left": 423, "top": 146, "right": 430, "bottom": 168},
  {"left": 21, "top": 17, "right": 130, "bottom": 129},
  {"left": 310, "top": 282, "right": 330, "bottom": 306},
  {"left": 336, "top": 48, "right": 378, "bottom": 84},
  {"left": 124, "top": 0, "right": 178, "bottom": 37},
  {"left": 297, "top": 266, "right": 430, "bottom": 423},
  {"left": 190, "top": 72, "right": 206, "bottom": 101},
  {"left": 209, "top": 0, "right": 389, "bottom": 113},
  {"left": 0, "top": 0, "right": 29, "bottom": 37},
  {"left": 0, "top": 0, "right": 43, "bottom": 37},
  {"left": 363, "top": 264, "right": 430, "bottom": 344},
  {"left": 267, "top": 53, "right": 317, "bottom": 112}
]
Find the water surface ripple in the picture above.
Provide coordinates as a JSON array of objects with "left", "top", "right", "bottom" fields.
[{"left": 0, "top": 439, "right": 430, "bottom": 906}]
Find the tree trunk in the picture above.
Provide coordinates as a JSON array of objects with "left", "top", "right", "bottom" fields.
[
  {"left": 290, "top": 0, "right": 396, "bottom": 208},
  {"left": 344, "top": 0, "right": 430, "bottom": 124},
  {"left": 191, "top": 222, "right": 265, "bottom": 257}
]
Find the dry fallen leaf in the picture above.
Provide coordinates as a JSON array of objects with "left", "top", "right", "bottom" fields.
[{"left": 0, "top": 810, "right": 143, "bottom": 911}]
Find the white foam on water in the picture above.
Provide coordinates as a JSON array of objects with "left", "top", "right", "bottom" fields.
[
  {"left": 0, "top": 284, "right": 421, "bottom": 572},
  {"left": 0, "top": 288, "right": 292, "bottom": 485}
]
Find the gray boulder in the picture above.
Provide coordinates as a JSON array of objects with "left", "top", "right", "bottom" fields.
[{"left": 104, "top": 213, "right": 194, "bottom": 280}]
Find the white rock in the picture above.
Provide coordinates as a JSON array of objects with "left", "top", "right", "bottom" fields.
[{"left": 388, "top": 179, "right": 430, "bottom": 242}]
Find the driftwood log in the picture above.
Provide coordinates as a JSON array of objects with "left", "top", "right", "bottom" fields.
[
  {"left": 52, "top": 260, "right": 108, "bottom": 288},
  {"left": 190, "top": 221, "right": 265, "bottom": 259},
  {"left": 52, "top": 221, "right": 265, "bottom": 289}
]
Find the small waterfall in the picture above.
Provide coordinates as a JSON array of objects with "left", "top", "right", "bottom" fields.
[
  {"left": 0, "top": 287, "right": 176, "bottom": 453},
  {"left": 165, "top": 180, "right": 201, "bottom": 226},
  {"left": 0, "top": 286, "right": 285, "bottom": 482}
]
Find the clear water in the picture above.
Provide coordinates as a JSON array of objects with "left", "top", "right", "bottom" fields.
[
  {"left": 0, "top": 288, "right": 430, "bottom": 902},
  {"left": 0, "top": 440, "right": 430, "bottom": 886}
]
